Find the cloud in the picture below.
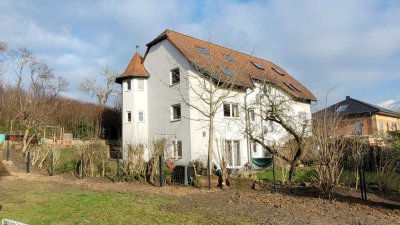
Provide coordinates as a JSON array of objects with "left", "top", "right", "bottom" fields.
[
  {"left": 0, "top": 0, "right": 399, "bottom": 107},
  {"left": 379, "top": 99, "right": 400, "bottom": 111}
]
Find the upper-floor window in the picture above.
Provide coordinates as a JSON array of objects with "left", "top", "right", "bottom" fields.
[
  {"left": 170, "top": 68, "right": 180, "bottom": 85},
  {"left": 223, "top": 102, "right": 239, "bottom": 118},
  {"left": 171, "top": 104, "right": 181, "bottom": 121},
  {"left": 137, "top": 79, "right": 144, "bottom": 91},
  {"left": 249, "top": 109, "right": 255, "bottom": 122},
  {"left": 127, "top": 111, "right": 132, "bottom": 123},
  {"left": 138, "top": 111, "right": 144, "bottom": 122},
  {"left": 126, "top": 80, "right": 131, "bottom": 91}
]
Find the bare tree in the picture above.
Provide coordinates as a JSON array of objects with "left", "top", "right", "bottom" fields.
[
  {"left": 80, "top": 66, "right": 119, "bottom": 106},
  {"left": 4, "top": 47, "right": 67, "bottom": 156},
  {"left": 246, "top": 80, "right": 311, "bottom": 181},
  {"left": 171, "top": 46, "right": 247, "bottom": 188},
  {"left": 310, "top": 105, "right": 348, "bottom": 198}
]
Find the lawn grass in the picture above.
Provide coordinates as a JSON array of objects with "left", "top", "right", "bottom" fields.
[
  {"left": 257, "top": 167, "right": 316, "bottom": 183},
  {"left": 257, "top": 166, "right": 400, "bottom": 192},
  {"left": 0, "top": 180, "right": 206, "bottom": 225}
]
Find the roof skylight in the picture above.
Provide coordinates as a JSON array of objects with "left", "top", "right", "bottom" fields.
[
  {"left": 223, "top": 53, "right": 234, "bottom": 62},
  {"left": 251, "top": 61, "right": 264, "bottom": 70},
  {"left": 221, "top": 68, "right": 234, "bottom": 77},
  {"left": 197, "top": 46, "right": 210, "bottom": 55},
  {"left": 272, "top": 67, "right": 285, "bottom": 76},
  {"left": 336, "top": 105, "right": 349, "bottom": 113}
]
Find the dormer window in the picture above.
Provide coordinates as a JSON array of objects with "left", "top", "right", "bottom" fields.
[
  {"left": 223, "top": 53, "right": 234, "bottom": 62},
  {"left": 170, "top": 68, "right": 180, "bottom": 85},
  {"left": 336, "top": 105, "right": 348, "bottom": 113},
  {"left": 272, "top": 67, "right": 284, "bottom": 76},
  {"left": 197, "top": 46, "right": 210, "bottom": 55},
  {"left": 221, "top": 68, "right": 234, "bottom": 77},
  {"left": 251, "top": 61, "right": 264, "bottom": 70}
]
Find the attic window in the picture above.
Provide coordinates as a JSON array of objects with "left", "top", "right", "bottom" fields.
[
  {"left": 336, "top": 105, "right": 348, "bottom": 113},
  {"left": 251, "top": 61, "right": 264, "bottom": 70},
  {"left": 221, "top": 68, "right": 234, "bottom": 77},
  {"left": 284, "top": 82, "right": 301, "bottom": 93},
  {"left": 272, "top": 67, "right": 285, "bottom": 76},
  {"left": 223, "top": 53, "right": 234, "bottom": 62},
  {"left": 197, "top": 46, "right": 210, "bottom": 55}
]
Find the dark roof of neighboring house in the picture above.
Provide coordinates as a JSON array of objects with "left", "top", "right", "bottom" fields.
[
  {"left": 315, "top": 96, "right": 400, "bottom": 118},
  {"left": 145, "top": 29, "right": 316, "bottom": 101},
  {"left": 116, "top": 51, "right": 149, "bottom": 84}
]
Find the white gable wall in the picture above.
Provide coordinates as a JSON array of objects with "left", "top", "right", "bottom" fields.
[
  {"left": 121, "top": 39, "right": 313, "bottom": 168},
  {"left": 121, "top": 77, "right": 149, "bottom": 159},
  {"left": 145, "top": 39, "right": 192, "bottom": 163}
]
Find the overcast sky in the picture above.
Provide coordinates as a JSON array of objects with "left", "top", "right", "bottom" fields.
[{"left": 1, "top": 0, "right": 399, "bottom": 110}]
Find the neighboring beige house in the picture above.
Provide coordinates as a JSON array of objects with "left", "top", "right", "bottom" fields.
[{"left": 315, "top": 96, "right": 400, "bottom": 144}]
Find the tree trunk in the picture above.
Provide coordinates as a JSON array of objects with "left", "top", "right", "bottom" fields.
[
  {"left": 208, "top": 114, "right": 214, "bottom": 189},
  {"left": 21, "top": 128, "right": 30, "bottom": 156},
  {"left": 288, "top": 146, "right": 303, "bottom": 182}
]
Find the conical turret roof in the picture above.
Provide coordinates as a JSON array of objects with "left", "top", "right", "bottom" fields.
[{"left": 116, "top": 51, "right": 149, "bottom": 84}]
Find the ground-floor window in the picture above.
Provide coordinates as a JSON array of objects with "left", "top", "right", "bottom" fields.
[
  {"left": 173, "top": 140, "right": 182, "bottom": 159},
  {"left": 225, "top": 140, "right": 241, "bottom": 167}
]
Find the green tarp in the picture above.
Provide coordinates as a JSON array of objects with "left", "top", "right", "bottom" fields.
[
  {"left": 0, "top": 134, "right": 5, "bottom": 144},
  {"left": 252, "top": 157, "right": 273, "bottom": 168}
]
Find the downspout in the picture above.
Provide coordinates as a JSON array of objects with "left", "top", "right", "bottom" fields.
[{"left": 245, "top": 87, "right": 255, "bottom": 174}]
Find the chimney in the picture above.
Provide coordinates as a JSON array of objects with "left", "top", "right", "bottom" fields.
[
  {"left": 346, "top": 96, "right": 350, "bottom": 100},
  {"left": 136, "top": 45, "right": 139, "bottom": 52}
]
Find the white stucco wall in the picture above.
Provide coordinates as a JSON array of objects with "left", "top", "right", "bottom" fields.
[
  {"left": 144, "top": 40, "right": 192, "bottom": 163},
  {"left": 120, "top": 39, "right": 313, "bottom": 169},
  {"left": 121, "top": 77, "right": 149, "bottom": 159}
]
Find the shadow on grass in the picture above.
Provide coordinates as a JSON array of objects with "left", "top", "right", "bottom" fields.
[{"left": 275, "top": 186, "right": 400, "bottom": 210}]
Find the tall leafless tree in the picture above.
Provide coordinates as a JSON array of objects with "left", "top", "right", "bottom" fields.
[
  {"left": 80, "top": 66, "right": 119, "bottom": 106},
  {"left": 172, "top": 46, "right": 246, "bottom": 188},
  {"left": 4, "top": 47, "right": 67, "bottom": 156},
  {"left": 245, "top": 80, "right": 311, "bottom": 181}
]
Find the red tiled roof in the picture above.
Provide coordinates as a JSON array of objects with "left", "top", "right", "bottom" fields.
[
  {"left": 146, "top": 29, "right": 316, "bottom": 101},
  {"left": 116, "top": 52, "right": 149, "bottom": 84}
]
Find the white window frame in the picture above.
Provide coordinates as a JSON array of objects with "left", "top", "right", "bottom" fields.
[
  {"left": 249, "top": 108, "right": 255, "bottom": 122},
  {"left": 170, "top": 68, "right": 180, "bottom": 85},
  {"left": 173, "top": 140, "right": 182, "bottom": 159},
  {"left": 225, "top": 140, "right": 241, "bottom": 167},
  {"left": 171, "top": 104, "right": 181, "bottom": 121},
  {"left": 354, "top": 121, "right": 362, "bottom": 135},
  {"left": 126, "top": 80, "right": 131, "bottom": 91},
  {"left": 252, "top": 141, "right": 257, "bottom": 153},
  {"left": 138, "top": 111, "right": 144, "bottom": 122},
  {"left": 127, "top": 111, "right": 132, "bottom": 123},
  {"left": 137, "top": 79, "right": 144, "bottom": 91},
  {"left": 223, "top": 102, "right": 239, "bottom": 118}
]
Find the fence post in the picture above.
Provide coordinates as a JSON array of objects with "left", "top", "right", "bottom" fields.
[
  {"left": 26, "top": 151, "right": 30, "bottom": 173},
  {"left": 80, "top": 153, "right": 84, "bottom": 179},
  {"left": 50, "top": 149, "right": 54, "bottom": 176},
  {"left": 159, "top": 153, "right": 163, "bottom": 187},
  {"left": 117, "top": 150, "right": 120, "bottom": 182},
  {"left": 272, "top": 153, "right": 276, "bottom": 193},
  {"left": 6, "top": 139, "right": 10, "bottom": 161},
  {"left": 361, "top": 158, "right": 367, "bottom": 200}
]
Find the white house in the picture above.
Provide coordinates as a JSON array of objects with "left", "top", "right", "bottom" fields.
[{"left": 116, "top": 29, "right": 316, "bottom": 168}]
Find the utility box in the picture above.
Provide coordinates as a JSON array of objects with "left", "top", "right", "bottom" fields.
[{"left": 172, "top": 165, "right": 196, "bottom": 185}]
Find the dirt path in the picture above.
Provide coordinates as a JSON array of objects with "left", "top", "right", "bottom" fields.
[{"left": 2, "top": 160, "right": 400, "bottom": 224}]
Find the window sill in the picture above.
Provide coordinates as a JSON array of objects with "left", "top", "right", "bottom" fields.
[
  {"left": 170, "top": 119, "right": 181, "bottom": 122},
  {"left": 170, "top": 83, "right": 180, "bottom": 87}
]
